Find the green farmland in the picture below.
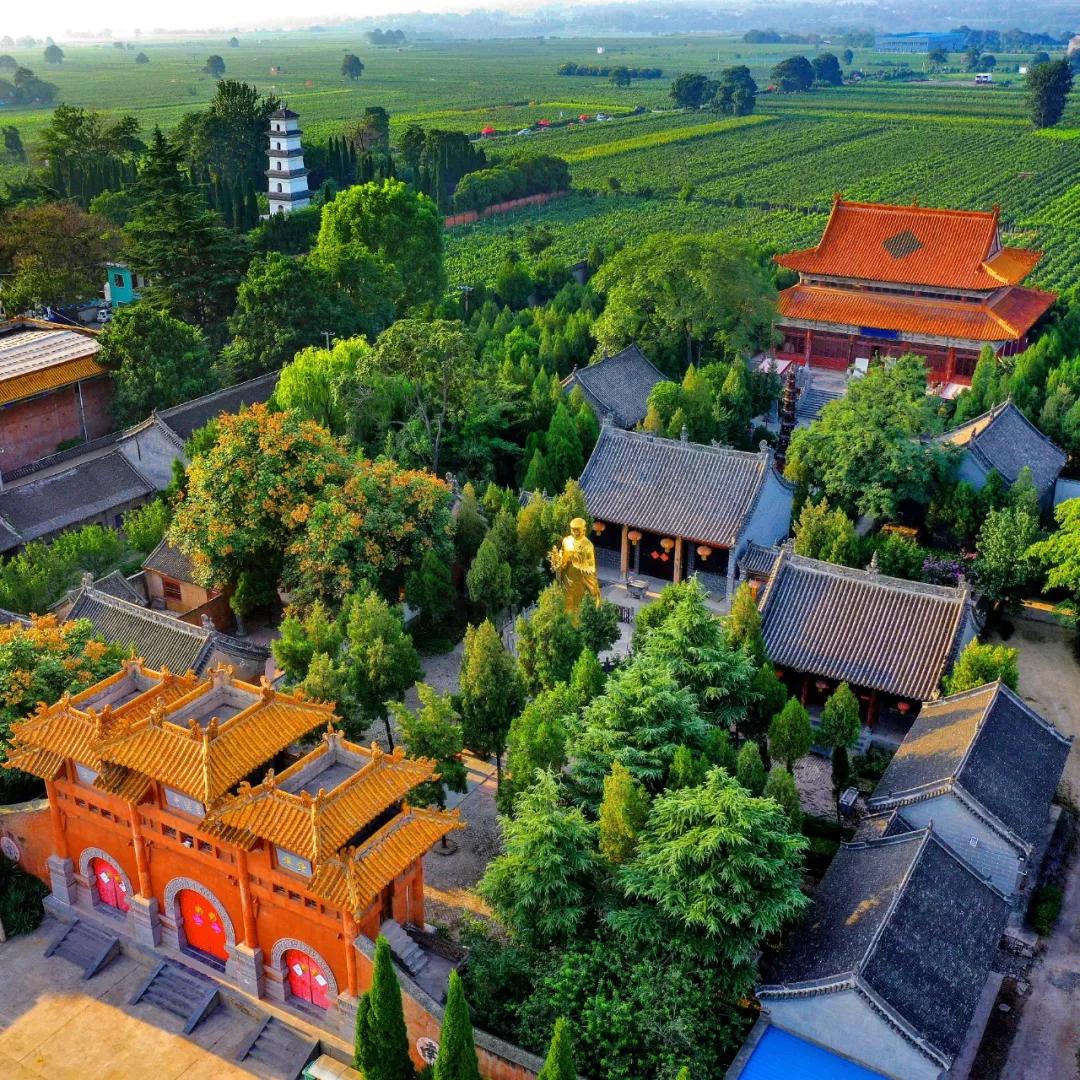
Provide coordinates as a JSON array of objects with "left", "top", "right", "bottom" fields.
[{"left": 3, "top": 32, "right": 1080, "bottom": 291}]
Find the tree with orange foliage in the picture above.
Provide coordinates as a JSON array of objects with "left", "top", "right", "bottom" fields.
[{"left": 169, "top": 403, "right": 350, "bottom": 599}]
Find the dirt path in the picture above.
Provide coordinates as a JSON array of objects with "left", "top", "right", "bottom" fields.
[{"left": 1001, "top": 843, "right": 1080, "bottom": 1079}]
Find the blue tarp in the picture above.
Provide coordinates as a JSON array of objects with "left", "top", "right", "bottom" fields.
[{"left": 739, "top": 1027, "right": 891, "bottom": 1080}]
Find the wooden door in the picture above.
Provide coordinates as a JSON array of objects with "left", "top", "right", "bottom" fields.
[
  {"left": 91, "top": 858, "right": 129, "bottom": 913},
  {"left": 178, "top": 889, "right": 228, "bottom": 961},
  {"left": 284, "top": 950, "right": 331, "bottom": 1009}
]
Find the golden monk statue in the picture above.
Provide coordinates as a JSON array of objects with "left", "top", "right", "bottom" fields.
[{"left": 549, "top": 517, "right": 601, "bottom": 616}]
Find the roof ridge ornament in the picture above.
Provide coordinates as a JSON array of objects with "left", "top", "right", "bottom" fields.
[{"left": 867, "top": 550, "right": 880, "bottom": 575}]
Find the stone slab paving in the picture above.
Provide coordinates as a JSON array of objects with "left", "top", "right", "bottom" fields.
[{"left": 0, "top": 921, "right": 262, "bottom": 1079}]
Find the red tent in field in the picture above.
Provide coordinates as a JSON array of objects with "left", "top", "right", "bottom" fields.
[
  {"left": 481, "top": 125, "right": 496, "bottom": 136},
  {"left": 579, "top": 114, "right": 590, "bottom": 122},
  {"left": 538, "top": 118, "right": 551, "bottom": 127}
]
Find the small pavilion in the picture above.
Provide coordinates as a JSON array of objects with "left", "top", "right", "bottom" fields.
[{"left": 577, "top": 424, "right": 794, "bottom": 596}]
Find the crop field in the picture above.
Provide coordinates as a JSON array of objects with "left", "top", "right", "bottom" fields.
[{"left": 2, "top": 32, "right": 1079, "bottom": 292}]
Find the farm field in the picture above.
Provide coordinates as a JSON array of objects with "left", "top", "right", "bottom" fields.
[{"left": 2, "top": 33, "right": 1079, "bottom": 292}]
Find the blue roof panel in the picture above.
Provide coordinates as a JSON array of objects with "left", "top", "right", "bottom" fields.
[{"left": 740, "top": 1027, "right": 890, "bottom": 1080}]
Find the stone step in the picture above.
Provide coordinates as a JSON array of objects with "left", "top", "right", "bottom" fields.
[
  {"left": 236, "top": 1016, "right": 320, "bottom": 1080},
  {"left": 44, "top": 919, "right": 120, "bottom": 980},
  {"left": 380, "top": 919, "right": 429, "bottom": 976},
  {"left": 129, "top": 961, "right": 221, "bottom": 1034}
]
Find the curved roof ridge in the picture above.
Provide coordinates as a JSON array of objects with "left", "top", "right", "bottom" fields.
[{"left": 781, "top": 550, "right": 967, "bottom": 600}]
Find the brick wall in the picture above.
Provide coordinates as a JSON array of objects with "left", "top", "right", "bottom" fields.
[{"left": 0, "top": 376, "right": 115, "bottom": 470}]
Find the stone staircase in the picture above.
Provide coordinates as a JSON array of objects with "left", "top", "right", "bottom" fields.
[
  {"left": 380, "top": 919, "right": 429, "bottom": 976},
  {"left": 796, "top": 386, "right": 843, "bottom": 423},
  {"left": 234, "top": 1015, "right": 320, "bottom": 1079},
  {"left": 43, "top": 918, "right": 121, "bottom": 980},
  {"left": 128, "top": 960, "right": 221, "bottom": 1034}
]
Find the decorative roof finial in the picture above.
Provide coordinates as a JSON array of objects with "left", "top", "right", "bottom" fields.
[{"left": 867, "top": 550, "right": 880, "bottom": 575}]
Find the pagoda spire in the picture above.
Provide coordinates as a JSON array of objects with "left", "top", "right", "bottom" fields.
[{"left": 775, "top": 363, "right": 799, "bottom": 469}]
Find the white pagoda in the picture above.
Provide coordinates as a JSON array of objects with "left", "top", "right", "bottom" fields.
[{"left": 267, "top": 106, "right": 310, "bottom": 215}]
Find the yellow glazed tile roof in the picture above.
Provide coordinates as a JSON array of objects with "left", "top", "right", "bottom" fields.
[
  {"left": 308, "top": 805, "right": 463, "bottom": 914},
  {"left": 0, "top": 355, "right": 107, "bottom": 407},
  {"left": 208, "top": 732, "right": 437, "bottom": 857}
]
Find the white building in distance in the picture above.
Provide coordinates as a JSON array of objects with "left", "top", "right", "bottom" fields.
[{"left": 267, "top": 106, "right": 310, "bottom": 215}]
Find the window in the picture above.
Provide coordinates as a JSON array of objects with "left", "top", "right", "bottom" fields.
[
  {"left": 275, "top": 847, "right": 313, "bottom": 877},
  {"left": 162, "top": 578, "right": 182, "bottom": 602},
  {"left": 276, "top": 183, "right": 283, "bottom": 192},
  {"left": 162, "top": 825, "right": 177, "bottom": 838},
  {"left": 163, "top": 787, "right": 205, "bottom": 818},
  {"left": 198, "top": 840, "right": 213, "bottom": 854},
  {"left": 74, "top": 761, "right": 99, "bottom": 786},
  {"left": 114, "top": 273, "right": 124, "bottom": 287},
  {"left": 275, "top": 141, "right": 281, "bottom": 149}
]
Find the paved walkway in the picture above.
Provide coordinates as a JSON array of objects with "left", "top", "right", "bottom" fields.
[
  {"left": 1001, "top": 839, "right": 1080, "bottom": 1079},
  {"left": 0, "top": 922, "right": 262, "bottom": 1079}
]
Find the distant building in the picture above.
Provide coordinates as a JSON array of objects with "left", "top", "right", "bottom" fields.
[
  {"left": 937, "top": 399, "right": 1067, "bottom": 511},
  {"left": 867, "top": 680, "right": 1071, "bottom": 895},
  {"left": 267, "top": 107, "right": 310, "bottom": 216},
  {"left": 561, "top": 344, "right": 669, "bottom": 429},
  {"left": 0, "top": 318, "right": 112, "bottom": 470},
  {"left": 874, "top": 31, "right": 968, "bottom": 53},
  {"left": 103, "top": 263, "right": 146, "bottom": 307},
  {"left": 142, "top": 538, "right": 231, "bottom": 632},
  {"left": 772, "top": 197, "right": 1056, "bottom": 390},
  {"left": 754, "top": 827, "right": 1009, "bottom": 1080},
  {"left": 577, "top": 424, "right": 793, "bottom": 592},
  {"left": 758, "top": 546, "right": 978, "bottom": 724}
]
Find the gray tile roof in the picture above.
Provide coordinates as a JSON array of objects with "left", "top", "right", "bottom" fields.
[
  {"left": 869, "top": 681, "right": 1071, "bottom": 850},
  {"left": 940, "top": 400, "right": 1066, "bottom": 496},
  {"left": 563, "top": 345, "right": 669, "bottom": 428},
  {"left": 738, "top": 541, "right": 780, "bottom": 578},
  {"left": 67, "top": 587, "right": 214, "bottom": 674},
  {"left": 758, "top": 547, "right": 972, "bottom": 700},
  {"left": 579, "top": 426, "right": 787, "bottom": 547},
  {"left": 158, "top": 371, "right": 279, "bottom": 442},
  {"left": 0, "top": 451, "right": 155, "bottom": 547},
  {"left": 761, "top": 828, "right": 1009, "bottom": 1065},
  {"left": 143, "top": 539, "right": 197, "bottom": 583},
  {"left": 92, "top": 570, "right": 146, "bottom": 607},
  {"left": 0, "top": 515, "right": 22, "bottom": 554}
]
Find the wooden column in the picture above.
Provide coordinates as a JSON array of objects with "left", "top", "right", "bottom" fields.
[
  {"left": 803, "top": 329, "right": 813, "bottom": 366},
  {"left": 342, "top": 910, "right": 359, "bottom": 997},
  {"left": 620, "top": 525, "right": 629, "bottom": 577},
  {"left": 45, "top": 779, "right": 68, "bottom": 860},
  {"left": 800, "top": 673, "right": 810, "bottom": 706},
  {"left": 867, "top": 690, "right": 880, "bottom": 729},
  {"left": 127, "top": 801, "right": 153, "bottom": 898},
  {"left": 945, "top": 347, "right": 957, "bottom": 382},
  {"left": 235, "top": 847, "right": 259, "bottom": 948},
  {"left": 672, "top": 538, "right": 683, "bottom": 583}
]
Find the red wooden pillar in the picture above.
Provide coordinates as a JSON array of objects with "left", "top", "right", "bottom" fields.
[
  {"left": 945, "top": 347, "right": 956, "bottom": 382},
  {"left": 800, "top": 673, "right": 810, "bottom": 706},
  {"left": 342, "top": 910, "right": 359, "bottom": 997},
  {"left": 45, "top": 779, "right": 68, "bottom": 861},
  {"left": 867, "top": 690, "right": 880, "bottom": 729},
  {"left": 848, "top": 334, "right": 857, "bottom": 363},
  {"left": 127, "top": 801, "right": 153, "bottom": 898},
  {"left": 803, "top": 329, "right": 813, "bottom": 367},
  {"left": 235, "top": 847, "right": 259, "bottom": 948}
]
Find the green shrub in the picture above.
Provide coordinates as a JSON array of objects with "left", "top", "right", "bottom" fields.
[
  {"left": 0, "top": 857, "right": 48, "bottom": 936},
  {"left": 1029, "top": 884, "right": 1064, "bottom": 935}
]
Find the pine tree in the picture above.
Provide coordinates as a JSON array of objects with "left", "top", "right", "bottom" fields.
[
  {"left": 537, "top": 1018, "right": 576, "bottom": 1080},
  {"left": 598, "top": 760, "right": 650, "bottom": 865},
  {"left": 765, "top": 765, "right": 802, "bottom": 827},
  {"left": 465, "top": 535, "right": 514, "bottom": 619},
  {"left": 454, "top": 482, "right": 487, "bottom": 563},
  {"left": 735, "top": 739, "right": 766, "bottom": 795},
  {"left": 545, "top": 402, "right": 585, "bottom": 491},
  {"left": 569, "top": 646, "right": 605, "bottom": 706},
  {"left": 819, "top": 682, "right": 861, "bottom": 750},
  {"left": 769, "top": 698, "right": 813, "bottom": 772},
  {"left": 353, "top": 936, "right": 414, "bottom": 1080},
  {"left": 434, "top": 971, "right": 482, "bottom": 1080},
  {"left": 245, "top": 184, "right": 259, "bottom": 229},
  {"left": 725, "top": 581, "right": 765, "bottom": 664},
  {"left": 523, "top": 447, "right": 552, "bottom": 494}
]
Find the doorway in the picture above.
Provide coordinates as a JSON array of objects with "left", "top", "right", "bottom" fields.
[
  {"left": 91, "top": 858, "right": 130, "bottom": 914},
  {"left": 178, "top": 888, "right": 228, "bottom": 963},
  {"left": 284, "top": 949, "right": 331, "bottom": 1009}
]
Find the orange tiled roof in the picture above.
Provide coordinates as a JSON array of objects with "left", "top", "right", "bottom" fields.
[
  {"left": 207, "top": 733, "right": 438, "bottom": 856},
  {"left": 0, "top": 355, "right": 108, "bottom": 407},
  {"left": 774, "top": 198, "right": 1043, "bottom": 291},
  {"left": 308, "top": 805, "right": 463, "bottom": 914},
  {"left": 776, "top": 283, "right": 1056, "bottom": 342},
  {"left": 99, "top": 676, "right": 335, "bottom": 805}
]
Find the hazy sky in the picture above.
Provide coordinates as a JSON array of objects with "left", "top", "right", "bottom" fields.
[{"left": 5, "top": 0, "right": 496, "bottom": 40}]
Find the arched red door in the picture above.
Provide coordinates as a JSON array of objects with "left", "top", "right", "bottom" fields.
[
  {"left": 178, "top": 889, "right": 228, "bottom": 961},
  {"left": 91, "top": 858, "right": 129, "bottom": 913},
  {"left": 284, "top": 949, "right": 331, "bottom": 1009}
]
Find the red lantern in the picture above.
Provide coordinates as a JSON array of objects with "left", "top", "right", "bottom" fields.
[
  {"left": 696, "top": 545, "right": 711, "bottom": 560},
  {"left": 896, "top": 701, "right": 911, "bottom": 715},
  {"left": 593, "top": 521, "right": 606, "bottom": 535},
  {"left": 815, "top": 679, "right": 829, "bottom": 693}
]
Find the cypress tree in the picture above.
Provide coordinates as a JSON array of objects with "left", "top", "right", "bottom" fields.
[
  {"left": 353, "top": 935, "right": 414, "bottom": 1080},
  {"left": 231, "top": 182, "right": 245, "bottom": 231},
  {"left": 537, "top": 1017, "right": 576, "bottom": 1080},
  {"left": 245, "top": 185, "right": 259, "bottom": 229},
  {"left": 434, "top": 970, "right": 481, "bottom": 1080},
  {"left": 220, "top": 179, "right": 235, "bottom": 227}
]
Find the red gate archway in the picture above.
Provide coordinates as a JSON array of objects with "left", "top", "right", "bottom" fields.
[
  {"left": 178, "top": 888, "right": 228, "bottom": 961},
  {"left": 284, "top": 949, "right": 331, "bottom": 1009},
  {"left": 91, "top": 858, "right": 130, "bottom": 913}
]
